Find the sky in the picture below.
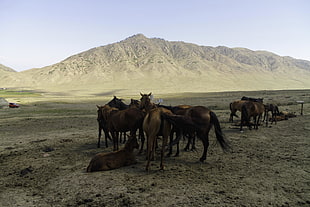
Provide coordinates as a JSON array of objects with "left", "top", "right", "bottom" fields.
[{"left": 0, "top": 0, "right": 309, "bottom": 72}]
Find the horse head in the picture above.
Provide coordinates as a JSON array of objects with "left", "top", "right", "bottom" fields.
[{"left": 139, "top": 92, "right": 152, "bottom": 110}]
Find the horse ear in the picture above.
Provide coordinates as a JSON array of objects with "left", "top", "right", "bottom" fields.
[
  {"left": 148, "top": 92, "right": 152, "bottom": 96},
  {"left": 140, "top": 92, "right": 143, "bottom": 96},
  {"left": 96, "top": 105, "right": 100, "bottom": 109}
]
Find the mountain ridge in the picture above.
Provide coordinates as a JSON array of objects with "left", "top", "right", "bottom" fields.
[{"left": 1, "top": 34, "right": 309, "bottom": 96}]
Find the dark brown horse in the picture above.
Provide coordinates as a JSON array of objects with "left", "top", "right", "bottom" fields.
[
  {"left": 107, "top": 96, "right": 129, "bottom": 110},
  {"left": 140, "top": 92, "right": 174, "bottom": 171},
  {"left": 229, "top": 100, "right": 248, "bottom": 122},
  {"left": 166, "top": 105, "right": 196, "bottom": 157},
  {"left": 97, "top": 105, "right": 112, "bottom": 148},
  {"left": 162, "top": 106, "right": 231, "bottom": 162},
  {"left": 98, "top": 105, "right": 145, "bottom": 151},
  {"left": 229, "top": 97, "right": 263, "bottom": 122},
  {"left": 240, "top": 101, "right": 265, "bottom": 131},
  {"left": 129, "top": 99, "right": 140, "bottom": 108},
  {"left": 263, "top": 103, "right": 280, "bottom": 127}
]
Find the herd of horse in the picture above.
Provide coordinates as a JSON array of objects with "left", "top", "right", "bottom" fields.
[{"left": 88, "top": 93, "right": 281, "bottom": 172}]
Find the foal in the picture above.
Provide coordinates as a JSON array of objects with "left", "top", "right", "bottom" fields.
[{"left": 87, "top": 137, "right": 139, "bottom": 172}]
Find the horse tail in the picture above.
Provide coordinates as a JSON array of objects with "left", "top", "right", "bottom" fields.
[{"left": 210, "top": 111, "right": 231, "bottom": 152}]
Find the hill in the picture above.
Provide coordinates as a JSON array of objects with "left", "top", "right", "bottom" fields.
[{"left": 1, "top": 34, "right": 310, "bottom": 96}]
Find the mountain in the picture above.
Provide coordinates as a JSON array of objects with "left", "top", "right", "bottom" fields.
[{"left": 1, "top": 34, "right": 310, "bottom": 96}]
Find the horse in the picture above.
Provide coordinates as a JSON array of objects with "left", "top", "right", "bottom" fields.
[
  {"left": 107, "top": 96, "right": 129, "bottom": 110},
  {"left": 98, "top": 105, "right": 145, "bottom": 151},
  {"left": 240, "top": 101, "right": 265, "bottom": 131},
  {"left": 162, "top": 106, "right": 231, "bottom": 163},
  {"left": 229, "top": 100, "right": 248, "bottom": 122},
  {"left": 263, "top": 103, "right": 280, "bottom": 127},
  {"left": 129, "top": 99, "right": 140, "bottom": 108},
  {"left": 97, "top": 105, "right": 112, "bottom": 148},
  {"left": 140, "top": 92, "right": 174, "bottom": 171},
  {"left": 86, "top": 136, "right": 139, "bottom": 172},
  {"left": 229, "top": 97, "right": 263, "bottom": 122},
  {"left": 166, "top": 105, "right": 196, "bottom": 157}
]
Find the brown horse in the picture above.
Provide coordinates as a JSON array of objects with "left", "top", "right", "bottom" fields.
[
  {"left": 263, "top": 103, "right": 280, "bottom": 127},
  {"left": 129, "top": 99, "right": 140, "bottom": 108},
  {"left": 162, "top": 106, "right": 231, "bottom": 162},
  {"left": 86, "top": 136, "right": 139, "bottom": 172},
  {"left": 107, "top": 96, "right": 129, "bottom": 110},
  {"left": 97, "top": 105, "right": 112, "bottom": 148},
  {"left": 229, "top": 100, "right": 248, "bottom": 122},
  {"left": 98, "top": 105, "right": 145, "bottom": 151},
  {"left": 240, "top": 101, "right": 265, "bottom": 131},
  {"left": 166, "top": 105, "right": 196, "bottom": 157},
  {"left": 140, "top": 92, "right": 173, "bottom": 171},
  {"left": 230, "top": 97, "right": 263, "bottom": 122}
]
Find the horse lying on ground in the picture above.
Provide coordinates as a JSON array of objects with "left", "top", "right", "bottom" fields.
[{"left": 86, "top": 136, "right": 139, "bottom": 172}]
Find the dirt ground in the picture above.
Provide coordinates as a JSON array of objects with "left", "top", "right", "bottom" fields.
[{"left": 0, "top": 90, "right": 309, "bottom": 207}]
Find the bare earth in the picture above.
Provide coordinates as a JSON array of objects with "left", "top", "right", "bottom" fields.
[{"left": 0, "top": 90, "right": 309, "bottom": 207}]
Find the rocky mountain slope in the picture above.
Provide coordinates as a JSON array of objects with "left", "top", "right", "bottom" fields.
[{"left": 1, "top": 34, "right": 309, "bottom": 96}]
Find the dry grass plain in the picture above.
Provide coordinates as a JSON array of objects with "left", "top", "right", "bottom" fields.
[{"left": 0, "top": 89, "right": 309, "bottom": 207}]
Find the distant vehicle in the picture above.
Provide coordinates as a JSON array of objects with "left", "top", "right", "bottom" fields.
[{"left": 9, "top": 103, "right": 20, "bottom": 108}]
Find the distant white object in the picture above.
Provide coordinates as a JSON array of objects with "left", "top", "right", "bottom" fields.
[{"left": 296, "top": 101, "right": 304, "bottom": 115}]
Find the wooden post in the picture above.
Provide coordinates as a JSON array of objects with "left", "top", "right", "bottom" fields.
[{"left": 296, "top": 101, "right": 304, "bottom": 115}]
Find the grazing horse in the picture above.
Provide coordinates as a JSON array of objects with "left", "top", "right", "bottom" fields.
[
  {"left": 162, "top": 106, "right": 230, "bottom": 163},
  {"left": 240, "top": 101, "right": 265, "bottom": 131},
  {"left": 263, "top": 103, "right": 280, "bottom": 127},
  {"left": 98, "top": 105, "right": 145, "bottom": 151},
  {"left": 97, "top": 105, "right": 112, "bottom": 148},
  {"left": 86, "top": 136, "right": 139, "bottom": 172},
  {"left": 140, "top": 92, "right": 174, "bottom": 171},
  {"left": 229, "top": 100, "right": 248, "bottom": 122},
  {"left": 229, "top": 97, "right": 263, "bottom": 122}
]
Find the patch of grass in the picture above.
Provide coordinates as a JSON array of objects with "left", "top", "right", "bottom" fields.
[{"left": 0, "top": 90, "right": 41, "bottom": 98}]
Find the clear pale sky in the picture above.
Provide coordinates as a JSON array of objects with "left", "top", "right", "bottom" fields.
[{"left": 0, "top": 0, "right": 309, "bottom": 71}]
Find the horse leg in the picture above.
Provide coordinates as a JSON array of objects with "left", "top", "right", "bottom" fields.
[
  {"left": 97, "top": 124, "right": 102, "bottom": 148},
  {"left": 112, "top": 131, "right": 119, "bottom": 151},
  {"left": 184, "top": 137, "right": 190, "bottom": 151},
  {"left": 265, "top": 110, "right": 269, "bottom": 127},
  {"left": 173, "top": 129, "right": 182, "bottom": 157},
  {"left": 160, "top": 134, "right": 169, "bottom": 170},
  {"left": 167, "top": 129, "right": 175, "bottom": 157},
  {"left": 191, "top": 135, "right": 196, "bottom": 151},
  {"left": 199, "top": 132, "right": 209, "bottom": 162},
  {"left": 146, "top": 135, "right": 155, "bottom": 171},
  {"left": 104, "top": 130, "right": 110, "bottom": 148},
  {"left": 138, "top": 127, "right": 145, "bottom": 154}
]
